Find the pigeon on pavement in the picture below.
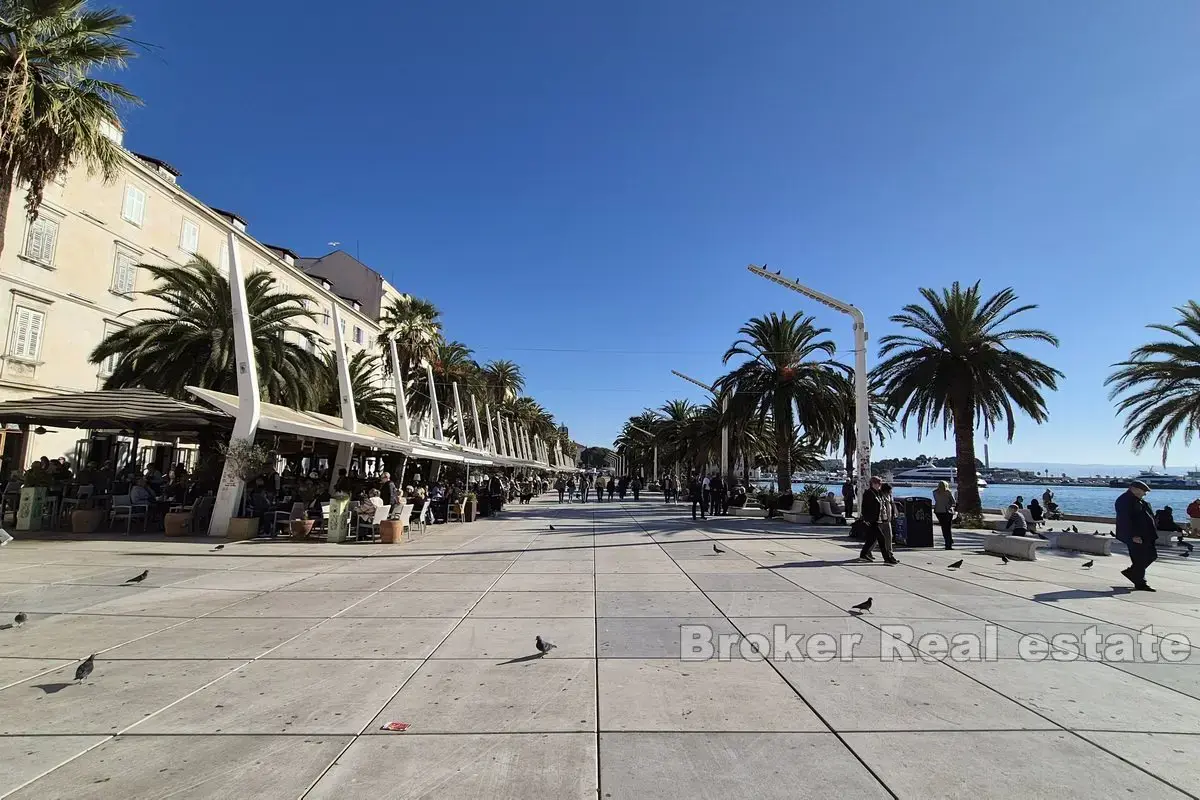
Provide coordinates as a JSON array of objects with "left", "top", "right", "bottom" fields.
[
  {"left": 1082, "top": 560, "right": 1094, "bottom": 569},
  {"left": 14, "top": 612, "right": 26, "bottom": 627},
  {"left": 548, "top": 525, "right": 555, "bottom": 531},
  {"left": 211, "top": 544, "right": 224, "bottom": 551},
  {"left": 850, "top": 597, "right": 873, "bottom": 614},
  {"left": 948, "top": 559, "right": 963, "bottom": 569},
  {"left": 1000, "top": 555, "right": 1009, "bottom": 564},
  {"left": 1071, "top": 525, "right": 1079, "bottom": 533},
  {"left": 74, "top": 654, "right": 95, "bottom": 683},
  {"left": 535, "top": 636, "right": 557, "bottom": 655},
  {"left": 125, "top": 570, "right": 148, "bottom": 584},
  {"left": 713, "top": 544, "right": 726, "bottom": 555}
]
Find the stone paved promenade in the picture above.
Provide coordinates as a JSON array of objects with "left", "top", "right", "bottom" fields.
[{"left": 1, "top": 496, "right": 1199, "bottom": 798}]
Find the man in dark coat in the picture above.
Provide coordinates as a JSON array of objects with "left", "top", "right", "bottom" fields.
[
  {"left": 1115, "top": 480, "right": 1158, "bottom": 591},
  {"left": 858, "top": 476, "right": 896, "bottom": 564},
  {"left": 689, "top": 473, "right": 706, "bottom": 521}
]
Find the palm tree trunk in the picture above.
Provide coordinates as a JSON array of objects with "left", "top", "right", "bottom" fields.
[
  {"left": 0, "top": 158, "right": 16, "bottom": 260},
  {"left": 774, "top": 397, "right": 793, "bottom": 494},
  {"left": 952, "top": 393, "right": 983, "bottom": 515}
]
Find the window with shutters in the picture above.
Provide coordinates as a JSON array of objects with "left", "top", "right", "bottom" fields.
[
  {"left": 122, "top": 185, "right": 146, "bottom": 226},
  {"left": 9, "top": 307, "right": 45, "bottom": 361},
  {"left": 179, "top": 219, "right": 199, "bottom": 253},
  {"left": 339, "top": 317, "right": 346, "bottom": 335},
  {"left": 111, "top": 247, "right": 138, "bottom": 295},
  {"left": 321, "top": 308, "right": 330, "bottom": 327},
  {"left": 99, "top": 323, "right": 121, "bottom": 377},
  {"left": 23, "top": 215, "right": 60, "bottom": 265},
  {"left": 218, "top": 242, "right": 229, "bottom": 275},
  {"left": 354, "top": 326, "right": 364, "bottom": 345}
]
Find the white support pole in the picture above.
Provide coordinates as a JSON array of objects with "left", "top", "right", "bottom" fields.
[
  {"left": 331, "top": 306, "right": 356, "bottom": 432},
  {"left": 505, "top": 419, "right": 517, "bottom": 459},
  {"left": 653, "top": 445, "right": 659, "bottom": 482},
  {"left": 451, "top": 382, "right": 468, "bottom": 447},
  {"left": 485, "top": 403, "right": 497, "bottom": 455},
  {"left": 425, "top": 362, "right": 444, "bottom": 441},
  {"left": 469, "top": 395, "right": 484, "bottom": 449},
  {"left": 720, "top": 391, "right": 730, "bottom": 479},
  {"left": 209, "top": 231, "right": 261, "bottom": 537},
  {"left": 387, "top": 338, "right": 411, "bottom": 440}
]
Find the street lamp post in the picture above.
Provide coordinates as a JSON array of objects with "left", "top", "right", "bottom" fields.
[{"left": 746, "top": 264, "right": 870, "bottom": 509}]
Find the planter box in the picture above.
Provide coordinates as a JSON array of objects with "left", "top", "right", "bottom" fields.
[
  {"left": 226, "top": 517, "right": 259, "bottom": 541},
  {"left": 71, "top": 508, "right": 106, "bottom": 534},
  {"left": 464, "top": 500, "right": 477, "bottom": 523},
  {"left": 729, "top": 507, "right": 767, "bottom": 519},
  {"left": 379, "top": 519, "right": 405, "bottom": 544},
  {"left": 290, "top": 519, "right": 316, "bottom": 540},
  {"left": 162, "top": 511, "right": 193, "bottom": 537},
  {"left": 15, "top": 486, "right": 45, "bottom": 531}
]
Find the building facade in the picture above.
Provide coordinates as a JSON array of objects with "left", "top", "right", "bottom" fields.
[{"left": 0, "top": 124, "right": 405, "bottom": 471}]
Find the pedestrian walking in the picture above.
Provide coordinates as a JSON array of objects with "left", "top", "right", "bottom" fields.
[
  {"left": 701, "top": 473, "right": 711, "bottom": 517},
  {"left": 711, "top": 473, "right": 726, "bottom": 516},
  {"left": 842, "top": 479, "right": 856, "bottom": 517},
  {"left": 1116, "top": 479, "right": 1158, "bottom": 591},
  {"left": 555, "top": 476, "right": 566, "bottom": 503},
  {"left": 858, "top": 476, "right": 897, "bottom": 564},
  {"left": 689, "top": 472, "right": 706, "bottom": 520},
  {"left": 631, "top": 476, "right": 641, "bottom": 501},
  {"left": 595, "top": 474, "right": 608, "bottom": 503},
  {"left": 932, "top": 480, "right": 955, "bottom": 550},
  {"left": 581, "top": 475, "right": 592, "bottom": 503}
]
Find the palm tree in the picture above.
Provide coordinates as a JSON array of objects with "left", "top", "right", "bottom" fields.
[
  {"left": 1, "top": 1, "right": 141, "bottom": 256},
  {"left": 873, "top": 281, "right": 1061, "bottom": 516},
  {"left": 716, "top": 312, "right": 842, "bottom": 494},
  {"left": 375, "top": 294, "right": 442, "bottom": 379},
  {"left": 481, "top": 359, "right": 524, "bottom": 404},
  {"left": 320, "top": 350, "right": 396, "bottom": 431},
  {"left": 90, "top": 256, "right": 326, "bottom": 409},
  {"left": 1106, "top": 301, "right": 1200, "bottom": 465},
  {"left": 826, "top": 369, "right": 895, "bottom": 480}
]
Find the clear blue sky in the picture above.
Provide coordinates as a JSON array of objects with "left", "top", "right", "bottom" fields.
[{"left": 116, "top": 1, "right": 1200, "bottom": 468}]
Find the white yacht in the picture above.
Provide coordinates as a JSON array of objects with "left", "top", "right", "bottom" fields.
[{"left": 891, "top": 465, "right": 988, "bottom": 488}]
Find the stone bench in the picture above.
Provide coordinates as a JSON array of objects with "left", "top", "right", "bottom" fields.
[
  {"left": 729, "top": 506, "right": 767, "bottom": 519},
  {"left": 779, "top": 511, "right": 846, "bottom": 526},
  {"left": 984, "top": 534, "right": 1045, "bottom": 561},
  {"left": 1053, "top": 531, "right": 1113, "bottom": 556}
]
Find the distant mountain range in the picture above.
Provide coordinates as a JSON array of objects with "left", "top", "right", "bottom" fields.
[{"left": 992, "top": 462, "right": 1198, "bottom": 478}]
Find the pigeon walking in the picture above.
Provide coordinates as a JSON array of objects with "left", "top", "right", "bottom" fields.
[
  {"left": 1082, "top": 560, "right": 1094, "bottom": 569},
  {"left": 1071, "top": 525, "right": 1079, "bottom": 533},
  {"left": 948, "top": 559, "right": 963, "bottom": 569},
  {"left": 850, "top": 597, "right": 873, "bottom": 614},
  {"left": 1000, "top": 555, "right": 1009, "bottom": 564},
  {"left": 125, "top": 570, "right": 148, "bottom": 584},
  {"left": 211, "top": 544, "right": 224, "bottom": 551},
  {"left": 713, "top": 544, "right": 726, "bottom": 555},
  {"left": 74, "top": 654, "right": 95, "bottom": 683},
  {"left": 548, "top": 525, "right": 555, "bottom": 531},
  {"left": 14, "top": 611, "right": 26, "bottom": 627},
  {"left": 535, "top": 635, "right": 557, "bottom": 655}
]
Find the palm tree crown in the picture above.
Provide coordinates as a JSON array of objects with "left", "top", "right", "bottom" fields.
[
  {"left": 321, "top": 349, "right": 397, "bottom": 432},
  {"left": 376, "top": 294, "right": 442, "bottom": 377},
  {"left": 90, "top": 256, "right": 326, "bottom": 409},
  {"left": 873, "top": 281, "right": 1061, "bottom": 514},
  {"left": 481, "top": 359, "right": 524, "bottom": 405},
  {"left": 1106, "top": 300, "right": 1200, "bottom": 465},
  {"left": 1, "top": 0, "right": 141, "bottom": 255},
  {"left": 717, "top": 312, "right": 841, "bottom": 493}
]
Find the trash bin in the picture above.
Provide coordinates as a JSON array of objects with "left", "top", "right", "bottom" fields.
[{"left": 901, "top": 497, "right": 934, "bottom": 547}]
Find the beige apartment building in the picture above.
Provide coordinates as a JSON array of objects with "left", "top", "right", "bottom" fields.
[{"left": 0, "top": 122, "right": 405, "bottom": 473}]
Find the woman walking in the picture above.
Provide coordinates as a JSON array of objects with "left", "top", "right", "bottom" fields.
[{"left": 933, "top": 480, "right": 955, "bottom": 550}]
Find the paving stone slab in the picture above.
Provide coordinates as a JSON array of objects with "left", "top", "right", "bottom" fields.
[
  {"left": 1109, "top": 661, "right": 1200, "bottom": 699},
  {"left": 433, "top": 617, "right": 596, "bottom": 659},
  {"left": 306, "top": 733, "right": 596, "bottom": 799},
  {"left": 384, "top": 572, "right": 500, "bottom": 591},
  {"left": 505, "top": 560, "right": 597, "bottom": 573},
  {"left": 596, "top": 591, "right": 721, "bottom": 617},
  {"left": 370, "top": 658, "right": 595, "bottom": 732},
  {"left": 6, "top": 734, "right": 351, "bottom": 800},
  {"left": 772, "top": 657, "right": 1051, "bottom": 731},
  {"left": 265, "top": 616, "right": 461, "bottom": 659},
  {"left": 844, "top": 730, "right": 1190, "bottom": 799},
  {"left": 0, "top": 584, "right": 154, "bottom": 614},
  {"left": 277, "top": 571, "right": 405, "bottom": 592},
  {"left": 594, "top": 572, "right": 695, "bottom": 591},
  {"left": 1079, "top": 732, "right": 1200, "bottom": 796},
  {"left": 470, "top": 590, "right": 595, "bottom": 618},
  {"left": 730, "top": 616, "right": 904, "bottom": 659},
  {"left": 598, "top": 617, "right": 739, "bottom": 658},
  {"left": 341, "top": 591, "right": 485, "bottom": 618},
  {"left": 165, "top": 570, "right": 312, "bottom": 592},
  {"left": 600, "top": 732, "right": 889, "bottom": 799},
  {"left": 0, "top": 735, "right": 107, "bottom": 797},
  {"left": 954, "top": 659, "right": 1200, "bottom": 731},
  {"left": 103, "top": 617, "right": 315, "bottom": 659},
  {"left": 0, "top": 614, "right": 181, "bottom": 659},
  {"left": 0, "top": 658, "right": 237, "bottom": 734},
  {"left": 489, "top": 573, "right": 594, "bottom": 591},
  {"left": 705, "top": 590, "right": 843, "bottom": 617},
  {"left": 689, "top": 571, "right": 806, "bottom": 592},
  {"left": 0, "top": 657, "right": 71, "bottom": 689},
  {"left": 135, "top": 659, "right": 420, "bottom": 734},
  {"left": 208, "top": 590, "right": 374, "bottom": 618},
  {"left": 79, "top": 586, "right": 259, "bottom": 617},
  {"left": 599, "top": 658, "right": 822, "bottom": 731},
  {"left": 812, "top": 591, "right": 976, "bottom": 619}
]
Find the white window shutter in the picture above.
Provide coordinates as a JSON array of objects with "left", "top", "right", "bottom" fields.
[
  {"left": 11, "top": 307, "right": 44, "bottom": 359},
  {"left": 123, "top": 186, "right": 145, "bottom": 225},
  {"left": 25, "top": 217, "right": 58, "bottom": 263},
  {"left": 12, "top": 309, "right": 30, "bottom": 356},
  {"left": 113, "top": 250, "right": 136, "bottom": 294},
  {"left": 180, "top": 219, "right": 199, "bottom": 253}
]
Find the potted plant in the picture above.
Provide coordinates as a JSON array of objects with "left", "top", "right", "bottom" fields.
[
  {"left": 464, "top": 491, "right": 478, "bottom": 522},
  {"left": 15, "top": 463, "right": 51, "bottom": 531},
  {"left": 378, "top": 504, "right": 406, "bottom": 544},
  {"left": 219, "top": 438, "right": 270, "bottom": 541}
]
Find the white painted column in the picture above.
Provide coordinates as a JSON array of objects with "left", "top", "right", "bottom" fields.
[
  {"left": 425, "top": 362, "right": 444, "bottom": 441},
  {"left": 387, "top": 338, "right": 411, "bottom": 440},
  {"left": 485, "top": 403, "right": 497, "bottom": 455},
  {"left": 469, "top": 395, "right": 484, "bottom": 450},
  {"left": 328, "top": 305, "right": 357, "bottom": 495},
  {"left": 209, "top": 231, "right": 262, "bottom": 537},
  {"left": 451, "top": 382, "right": 468, "bottom": 447}
]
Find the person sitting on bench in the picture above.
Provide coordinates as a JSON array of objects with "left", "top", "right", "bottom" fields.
[{"left": 1005, "top": 504, "right": 1029, "bottom": 537}]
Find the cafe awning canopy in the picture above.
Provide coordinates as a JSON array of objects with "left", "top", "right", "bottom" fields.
[{"left": 0, "top": 388, "right": 229, "bottom": 435}]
